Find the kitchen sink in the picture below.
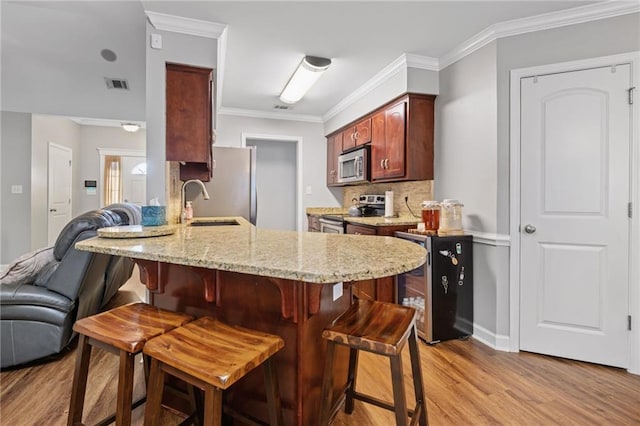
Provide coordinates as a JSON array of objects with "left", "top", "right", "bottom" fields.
[{"left": 189, "top": 220, "right": 240, "bottom": 227}]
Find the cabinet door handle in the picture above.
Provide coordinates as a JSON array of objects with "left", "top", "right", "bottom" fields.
[
  {"left": 380, "top": 160, "right": 385, "bottom": 169},
  {"left": 384, "top": 158, "right": 389, "bottom": 169},
  {"left": 354, "top": 131, "right": 359, "bottom": 140}
]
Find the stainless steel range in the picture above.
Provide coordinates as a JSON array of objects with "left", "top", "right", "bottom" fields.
[
  {"left": 319, "top": 194, "right": 386, "bottom": 234},
  {"left": 318, "top": 215, "right": 346, "bottom": 233}
]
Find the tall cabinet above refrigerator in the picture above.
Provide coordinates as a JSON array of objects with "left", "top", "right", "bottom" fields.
[{"left": 394, "top": 232, "right": 473, "bottom": 344}]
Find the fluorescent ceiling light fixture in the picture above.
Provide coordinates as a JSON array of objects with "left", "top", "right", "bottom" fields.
[
  {"left": 121, "top": 123, "right": 140, "bottom": 132},
  {"left": 280, "top": 56, "right": 331, "bottom": 104}
]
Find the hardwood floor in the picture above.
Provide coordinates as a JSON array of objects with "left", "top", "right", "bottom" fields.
[{"left": 2, "top": 274, "right": 639, "bottom": 425}]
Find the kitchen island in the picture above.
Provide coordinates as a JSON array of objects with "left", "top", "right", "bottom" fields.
[{"left": 76, "top": 217, "right": 426, "bottom": 426}]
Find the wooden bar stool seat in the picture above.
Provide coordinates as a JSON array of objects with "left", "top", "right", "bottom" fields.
[
  {"left": 319, "top": 299, "right": 428, "bottom": 426},
  {"left": 142, "top": 316, "right": 285, "bottom": 426},
  {"left": 67, "top": 302, "right": 194, "bottom": 426}
]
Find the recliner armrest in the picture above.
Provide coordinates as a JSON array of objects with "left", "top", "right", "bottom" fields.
[{"left": 0, "top": 281, "right": 74, "bottom": 313}]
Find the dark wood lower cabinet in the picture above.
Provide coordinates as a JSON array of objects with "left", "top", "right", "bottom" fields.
[
  {"left": 135, "top": 261, "right": 351, "bottom": 426},
  {"left": 351, "top": 276, "right": 395, "bottom": 303},
  {"left": 346, "top": 223, "right": 413, "bottom": 303}
]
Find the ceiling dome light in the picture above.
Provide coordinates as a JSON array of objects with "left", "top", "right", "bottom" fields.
[
  {"left": 121, "top": 123, "right": 140, "bottom": 132},
  {"left": 280, "top": 56, "right": 331, "bottom": 104}
]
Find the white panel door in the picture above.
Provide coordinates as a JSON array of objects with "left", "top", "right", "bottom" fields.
[
  {"left": 121, "top": 156, "right": 146, "bottom": 205},
  {"left": 48, "top": 143, "right": 72, "bottom": 245},
  {"left": 520, "top": 64, "right": 631, "bottom": 368}
]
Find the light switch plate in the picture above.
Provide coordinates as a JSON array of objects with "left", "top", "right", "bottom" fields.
[
  {"left": 151, "top": 33, "right": 162, "bottom": 49},
  {"left": 11, "top": 185, "right": 23, "bottom": 194}
]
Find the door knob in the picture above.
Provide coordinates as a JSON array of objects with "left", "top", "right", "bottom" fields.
[{"left": 524, "top": 224, "right": 536, "bottom": 234}]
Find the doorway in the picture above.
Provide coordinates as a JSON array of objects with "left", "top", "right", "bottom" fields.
[
  {"left": 47, "top": 142, "right": 72, "bottom": 245},
  {"left": 243, "top": 133, "right": 302, "bottom": 231},
  {"left": 509, "top": 52, "right": 639, "bottom": 372},
  {"left": 98, "top": 148, "right": 146, "bottom": 207}
]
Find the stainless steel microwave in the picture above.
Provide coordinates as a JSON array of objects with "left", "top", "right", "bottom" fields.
[{"left": 338, "top": 146, "right": 369, "bottom": 184}]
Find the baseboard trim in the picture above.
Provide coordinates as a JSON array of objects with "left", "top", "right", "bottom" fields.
[{"left": 472, "top": 323, "right": 512, "bottom": 352}]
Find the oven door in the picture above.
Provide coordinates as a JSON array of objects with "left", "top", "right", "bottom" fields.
[{"left": 319, "top": 218, "right": 344, "bottom": 234}]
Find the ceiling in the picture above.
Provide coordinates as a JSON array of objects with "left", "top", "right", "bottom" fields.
[{"left": 2, "top": 1, "right": 614, "bottom": 124}]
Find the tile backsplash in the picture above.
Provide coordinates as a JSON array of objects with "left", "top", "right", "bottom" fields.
[{"left": 342, "top": 180, "right": 433, "bottom": 217}]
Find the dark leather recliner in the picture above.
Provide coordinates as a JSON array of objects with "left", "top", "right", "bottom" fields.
[{"left": 0, "top": 209, "right": 135, "bottom": 368}]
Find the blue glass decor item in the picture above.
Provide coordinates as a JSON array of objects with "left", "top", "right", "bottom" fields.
[{"left": 141, "top": 206, "right": 167, "bottom": 226}]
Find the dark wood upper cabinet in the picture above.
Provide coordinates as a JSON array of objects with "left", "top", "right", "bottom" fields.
[
  {"left": 342, "top": 117, "right": 372, "bottom": 152},
  {"left": 371, "top": 94, "right": 434, "bottom": 182},
  {"left": 354, "top": 117, "right": 372, "bottom": 146},
  {"left": 166, "top": 63, "right": 213, "bottom": 181},
  {"left": 372, "top": 101, "right": 406, "bottom": 180},
  {"left": 326, "top": 132, "right": 342, "bottom": 186},
  {"left": 326, "top": 93, "right": 435, "bottom": 185},
  {"left": 342, "top": 125, "right": 357, "bottom": 152}
]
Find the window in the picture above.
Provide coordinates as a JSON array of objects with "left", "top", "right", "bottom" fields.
[{"left": 103, "top": 155, "right": 122, "bottom": 205}]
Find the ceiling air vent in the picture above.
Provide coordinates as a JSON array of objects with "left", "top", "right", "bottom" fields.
[
  {"left": 105, "top": 78, "right": 129, "bottom": 90},
  {"left": 273, "top": 105, "right": 290, "bottom": 110}
]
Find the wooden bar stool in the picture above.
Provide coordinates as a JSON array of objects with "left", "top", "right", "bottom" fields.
[
  {"left": 142, "top": 316, "right": 285, "bottom": 426},
  {"left": 319, "top": 299, "right": 428, "bottom": 426},
  {"left": 67, "top": 302, "right": 194, "bottom": 426}
]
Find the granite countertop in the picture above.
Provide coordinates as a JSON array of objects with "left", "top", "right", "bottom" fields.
[
  {"left": 344, "top": 215, "right": 422, "bottom": 227},
  {"left": 305, "top": 207, "right": 348, "bottom": 215},
  {"left": 306, "top": 208, "right": 422, "bottom": 227},
  {"left": 76, "top": 216, "right": 426, "bottom": 284}
]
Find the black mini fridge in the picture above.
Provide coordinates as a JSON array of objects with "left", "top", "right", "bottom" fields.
[{"left": 394, "top": 232, "right": 473, "bottom": 344}]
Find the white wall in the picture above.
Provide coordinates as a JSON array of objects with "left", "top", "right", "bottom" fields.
[
  {"left": 30, "top": 115, "right": 81, "bottom": 251},
  {"left": 145, "top": 23, "right": 217, "bottom": 205},
  {"left": 436, "top": 42, "right": 497, "bottom": 233},
  {"left": 76, "top": 126, "right": 146, "bottom": 213},
  {"left": 216, "top": 114, "right": 342, "bottom": 211},
  {"left": 1, "top": 112, "right": 32, "bottom": 263},
  {"left": 436, "top": 41, "right": 500, "bottom": 338}
]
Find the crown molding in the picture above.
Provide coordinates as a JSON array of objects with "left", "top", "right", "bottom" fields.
[
  {"left": 405, "top": 53, "right": 440, "bottom": 71},
  {"left": 322, "top": 53, "right": 438, "bottom": 122},
  {"left": 218, "top": 107, "right": 323, "bottom": 123},
  {"left": 68, "top": 117, "right": 146, "bottom": 129},
  {"left": 439, "top": 1, "right": 640, "bottom": 69},
  {"left": 146, "top": 11, "right": 227, "bottom": 38}
]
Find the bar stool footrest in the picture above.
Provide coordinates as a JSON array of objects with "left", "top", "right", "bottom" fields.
[
  {"left": 351, "top": 391, "right": 416, "bottom": 416},
  {"left": 223, "top": 405, "right": 268, "bottom": 426},
  {"left": 93, "top": 395, "right": 147, "bottom": 426},
  {"left": 409, "top": 404, "right": 425, "bottom": 426}
]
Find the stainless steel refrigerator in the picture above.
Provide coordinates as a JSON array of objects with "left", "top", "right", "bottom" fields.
[{"left": 187, "top": 146, "right": 257, "bottom": 224}]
